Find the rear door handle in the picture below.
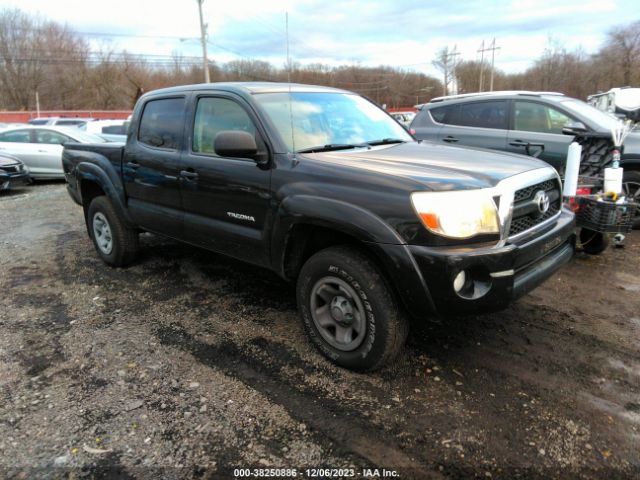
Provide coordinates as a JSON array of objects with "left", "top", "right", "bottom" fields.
[
  {"left": 442, "top": 136, "right": 459, "bottom": 143},
  {"left": 126, "top": 161, "right": 140, "bottom": 169},
  {"left": 509, "top": 140, "right": 528, "bottom": 147},
  {"left": 180, "top": 170, "right": 198, "bottom": 180}
]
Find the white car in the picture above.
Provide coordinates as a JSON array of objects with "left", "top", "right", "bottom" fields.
[
  {"left": 84, "top": 119, "right": 127, "bottom": 135},
  {"left": 28, "top": 117, "right": 95, "bottom": 129},
  {"left": 84, "top": 120, "right": 128, "bottom": 142},
  {"left": 0, "top": 126, "right": 106, "bottom": 179}
]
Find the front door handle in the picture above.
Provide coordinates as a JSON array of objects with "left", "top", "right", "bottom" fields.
[
  {"left": 442, "top": 136, "right": 459, "bottom": 143},
  {"left": 509, "top": 140, "right": 545, "bottom": 157},
  {"left": 126, "top": 161, "right": 140, "bottom": 169},
  {"left": 180, "top": 170, "right": 198, "bottom": 180}
]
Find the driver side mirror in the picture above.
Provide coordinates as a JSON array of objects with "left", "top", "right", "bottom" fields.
[
  {"left": 562, "top": 121, "right": 588, "bottom": 136},
  {"left": 214, "top": 130, "right": 258, "bottom": 159}
]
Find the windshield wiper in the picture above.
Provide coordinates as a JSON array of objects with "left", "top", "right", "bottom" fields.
[
  {"left": 295, "top": 143, "right": 370, "bottom": 154},
  {"left": 365, "top": 138, "right": 407, "bottom": 146}
]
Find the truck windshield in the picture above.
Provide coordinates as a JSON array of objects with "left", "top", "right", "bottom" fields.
[{"left": 254, "top": 92, "right": 412, "bottom": 153}]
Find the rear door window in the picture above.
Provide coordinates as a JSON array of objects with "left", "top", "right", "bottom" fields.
[
  {"left": 35, "top": 130, "right": 71, "bottom": 145},
  {"left": 138, "top": 97, "right": 186, "bottom": 150},
  {"left": 452, "top": 101, "right": 508, "bottom": 129}
]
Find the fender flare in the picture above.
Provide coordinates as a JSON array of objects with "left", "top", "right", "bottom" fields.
[
  {"left": 271, "top": 195, "right": 406, "bottom": 271},
  {"left": 271, "top": 195, "right": 436, "bottom": 317},
  {"left": 76, "top": 162, "right": 134, "bottom": 226}
]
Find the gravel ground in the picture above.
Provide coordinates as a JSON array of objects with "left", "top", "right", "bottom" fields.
[{"left": 1, "top": 183, "right": 639, "bottom": 479}]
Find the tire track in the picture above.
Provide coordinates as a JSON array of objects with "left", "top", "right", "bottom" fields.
[{"left": 155, "top": 323, "right": 445, "bottom": 479}]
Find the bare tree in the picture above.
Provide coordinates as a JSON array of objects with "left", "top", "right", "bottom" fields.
[
  {"left": 0, "top": 8, "right": 89, "bottom": 110},
  {"left": 604, "top": 20, "right": 640, "bottom": 85}
]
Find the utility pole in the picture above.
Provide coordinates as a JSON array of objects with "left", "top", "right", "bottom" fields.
[
  {"left": 450, "top": 45, "right": 460, "bottom": 95},
  {"left": 478, "top": 40, "right": 485, "bottom": 92},
  {"left": 197, "top": 0, "right": 210, "bottom": 83},
  {"left": 478, "top": 39, "right": 500, "bottom": 92},
  {"left": 441, "top": 46, "right": 460, "bottom": 96},
  {"left": 488, "top": 38, "right": 501, "bottom": 92}
]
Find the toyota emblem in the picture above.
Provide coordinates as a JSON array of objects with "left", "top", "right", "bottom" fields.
[{"left": 533, "top": 190, "right": 550, "bottom": 215}]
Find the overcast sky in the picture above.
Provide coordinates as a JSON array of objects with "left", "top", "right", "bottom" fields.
[{"left": 3, "top": 0, "right": 639, "bottom": 77}]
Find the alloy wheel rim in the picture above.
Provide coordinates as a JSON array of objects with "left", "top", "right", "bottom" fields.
[
  {"left": 92, "top": 212, "right": 113, "bottom": 255},
  {"left": 309, "top": 276, "right": 367, "bottom": 351},
  {"left": 622, "top": 181, "right": 640, "bottom": 201}
]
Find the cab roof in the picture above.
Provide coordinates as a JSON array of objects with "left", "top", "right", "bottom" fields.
[{"left": 144, "top": 82, "right": 350, "bottom": 97}]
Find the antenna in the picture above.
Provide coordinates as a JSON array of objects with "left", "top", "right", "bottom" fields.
[
  {"left": 286, "top": 12, "right": 295, "bottom": 152},
  {"left": 286, "top": 12, "right": 291, "bottom": 83}
]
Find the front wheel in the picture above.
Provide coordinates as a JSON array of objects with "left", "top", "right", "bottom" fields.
[
  {"left": 87, "top": 196, "right": 139, "bottom": 267},
  {"left": 296, "top": 246, "right": 409, "bottom": 371}
]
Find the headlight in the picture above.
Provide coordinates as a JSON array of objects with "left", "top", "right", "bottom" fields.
[{"left": 411, "top": 190, "right": 500, "bottom": 239}]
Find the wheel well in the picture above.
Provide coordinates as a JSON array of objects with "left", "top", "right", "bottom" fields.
[
  {"left": 282, "top": 225, "right": 358, "bottom": 280},
  {"left": 282, "top": 224, "right": 398, "bottom": 285},
  {"left": 282, "top": 224, "right": 409, "bottom": 316},
  {"left": 80, "top": 179, "right": 105, "bottom": 210}
]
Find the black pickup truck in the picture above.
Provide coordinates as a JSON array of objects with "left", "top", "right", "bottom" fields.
[{"left": 63, "top": 82, "right": 575, "bottom": 370}]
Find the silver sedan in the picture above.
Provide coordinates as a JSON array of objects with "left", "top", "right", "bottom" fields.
[{"left": 0, "top": 126, "right": 106, "bottom": 179}]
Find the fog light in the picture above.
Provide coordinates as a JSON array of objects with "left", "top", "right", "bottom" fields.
[{"left": 453, "top": 270, "right": 466, "bottom": 293}]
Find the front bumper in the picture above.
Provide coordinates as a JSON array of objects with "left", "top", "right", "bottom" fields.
[
  {"left": 0, "top": 171, "right": 30, "bottom": 190},
  {"left": 400, "top": 209, "right": 575, "bottom": 316}
]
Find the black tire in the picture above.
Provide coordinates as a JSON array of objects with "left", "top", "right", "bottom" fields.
[
  {"left": 622, "top": 170, "right": 640, "bottom": 229},
  {"left": 87, "top": 196, "right": 139, "bottom": 267},
  {"left": 579, "top": 228, "right": 609, "bottom": 255},
  {"left": 296, "top": 245, "right": 409, "bottom": 371}
]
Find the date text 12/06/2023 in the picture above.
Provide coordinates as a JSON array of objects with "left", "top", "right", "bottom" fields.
[{"left": 233, "top": 468, "right": 400, "bottom": 478}]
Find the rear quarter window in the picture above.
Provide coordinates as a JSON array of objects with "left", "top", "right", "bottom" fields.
[
  {"left": 138, "top": 97, "right": 186, "bottom": 150},
  {"left": 428, "top": 104, "right": 457, "bottom": 124}
]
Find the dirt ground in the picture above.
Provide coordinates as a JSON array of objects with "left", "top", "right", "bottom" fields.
[{"left": 1, "top": 183, "right": 639, "bottom": 480}]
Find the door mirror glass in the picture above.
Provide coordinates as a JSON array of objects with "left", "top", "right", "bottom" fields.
[
  {"left": 561, "top": 121, "right": 588, "bottom": 136},
  {"left": 214, "top": 130, "right": 258, "bottom": 159}
]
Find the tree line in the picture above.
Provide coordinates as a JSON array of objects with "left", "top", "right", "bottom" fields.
[{"left": 0, "top": 8, "right": 638, "bottom": 112}]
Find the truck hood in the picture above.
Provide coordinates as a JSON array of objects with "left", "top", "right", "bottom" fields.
[{"left": 301, "top": 141, "right": 552, "bottom": 191}]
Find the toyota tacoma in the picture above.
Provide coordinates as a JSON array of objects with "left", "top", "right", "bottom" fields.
[{"left": 62, "top": 83, "right": 575, "bottom": 370}]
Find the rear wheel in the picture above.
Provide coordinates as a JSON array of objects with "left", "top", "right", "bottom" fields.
[
  {"left": 296, "top": 245, "right": 408, "bottom": 371},
  {"left": 622, "top": 170, "right": 640, "bottom": 229},
  {"left": 88, "top": 196, "right": 139, "bottom": 267}
]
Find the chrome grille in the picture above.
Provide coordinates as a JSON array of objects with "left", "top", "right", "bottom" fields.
[
  {"left": 513, "top": 179, "right": 557, "bottom": 203},
  {"left": 508, "top": 179, "right": 561, "bottom": 237}
]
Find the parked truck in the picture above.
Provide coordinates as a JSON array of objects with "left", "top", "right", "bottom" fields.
[{"left": 62, "top": 82, "right": 575, "bottom": 370}]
